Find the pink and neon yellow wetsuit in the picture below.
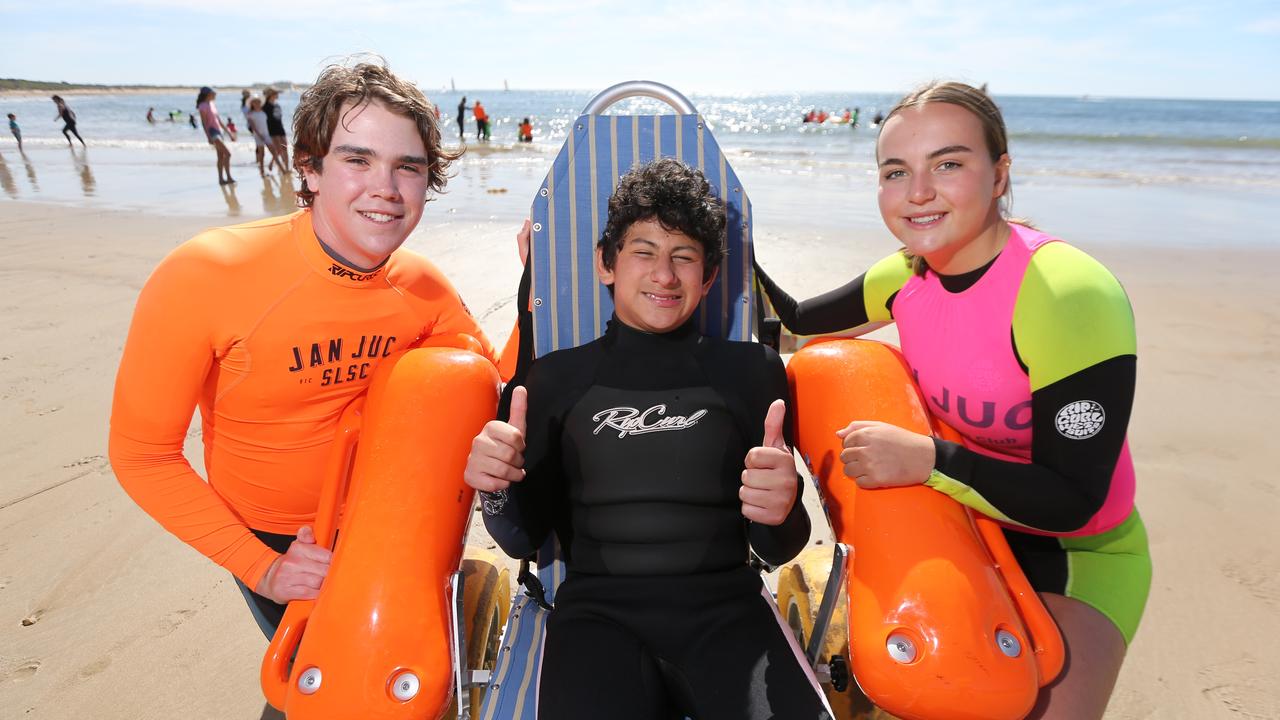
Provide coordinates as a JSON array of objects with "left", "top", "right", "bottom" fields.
[
  {"left": 894, "top": 224, "right": 1134, "bottom": 536},
  {"left": 756, "top": 222, "right": 1150, "bottom": 643}
]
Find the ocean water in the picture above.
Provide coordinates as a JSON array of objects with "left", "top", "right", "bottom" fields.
[
  {"left": 4, "top": 89, "right": 1278, "bottom": 183},
  {"left": 2, "top": 88, "right": 1278, "bottom": 242}
]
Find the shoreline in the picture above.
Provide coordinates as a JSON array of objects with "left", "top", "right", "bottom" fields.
[
  {"left": 0, "top": 86, "right": 300, "bottom": 98},
  {"left": 5, "top": 144, "right": 1280, "bottom": 251}
]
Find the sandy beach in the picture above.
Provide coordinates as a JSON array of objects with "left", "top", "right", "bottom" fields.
[{"left": 1, "top": 145, "right": 1279, "bottom": 720}]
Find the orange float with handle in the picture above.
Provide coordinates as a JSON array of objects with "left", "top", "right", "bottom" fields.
[
  {"left": 787, "top": 337, "right": 1063, "bottom": 720},
  {"left": 261, "top": 334, "right": 500, "bottom": 719}
]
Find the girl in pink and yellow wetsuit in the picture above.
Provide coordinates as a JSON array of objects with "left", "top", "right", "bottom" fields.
[{"left": 756, "top": 82, "right": 1151, "bottom": 720}]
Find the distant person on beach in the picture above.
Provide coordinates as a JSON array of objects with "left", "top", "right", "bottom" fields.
[
  {"left": 246, "top": 95, "right": 283, "bottom": 177},
  {"left": 518, "top": 116, "right": 532, "bottom": 142},
  {"left": 195, "top": 86, "right": 235, "bottom": 185},
  {"left": 226, "top": 116, "right": 238, "bottom": 141},
  {"left": 457, "top": 95, "right": 467, "bottom": 141},
  {"left": 188, "top": 113, "right": 197, "bottom": 129},
  {"left": 262, "top": 87, "right": 290, "bottom": 172},
  {"left": 851, "top": 106, "right": 860, "bottom": 128},
  {"left": 51, "top": 95, "right": 85, "bottom": 147},
  {"left": 109, "top": 60, "right": 494, "bottom": 643},
  {"left": 871, "top": 111, "right": 884, "bottom": 126},
  {"left": 146, "top": 107, "right": 156, "bottom": 124},
  {"left": 754, "top": 81, "right": 1150, "bottom": 720},
  {"left": 240, "top": 90, "right": 253, "bottom": 143},
  {"left": 473, "top": 99, "right": 488, "bottom": 141},
  {"left": 8, "top": 113, "right": 21, "bottom": 151}
]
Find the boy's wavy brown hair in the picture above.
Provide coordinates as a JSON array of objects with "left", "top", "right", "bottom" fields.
[{"left": 292, "top": 60, "right": 460, "bottom": 207}]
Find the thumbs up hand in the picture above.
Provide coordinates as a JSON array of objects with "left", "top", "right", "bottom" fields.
[
  {"left": 740, "top": 400, "right": 798, "bottom": 526},
  {"left": 464, "top": 385, "right": 528, "bottom": 493}
]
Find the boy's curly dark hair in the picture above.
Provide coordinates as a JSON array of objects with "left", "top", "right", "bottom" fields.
[{"left": 598, "top": 158, "right": 726, "bottom": 281}]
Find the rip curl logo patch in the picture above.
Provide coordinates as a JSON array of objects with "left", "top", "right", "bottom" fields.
[
  {"left": 592, "top": 404, "right": 708, "bottom": 439},
  {"left": 1055, "top": 400, "right": 1105, "bottom": 439},
  {"left": 329, "top": 263, "right": 383, "bottom": 282},
  {"left": 480, "top": 489, "right": 508, "bottom": 515}
]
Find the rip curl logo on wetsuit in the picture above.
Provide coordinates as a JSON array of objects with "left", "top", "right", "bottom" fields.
[
  {"left": 480, "top": 489, "right": 508, "bottom": 515},
  {"left": 328, "top": 263, "right": 383, "bottom": 282},
  {"left": 592, "top": 405, "right": 708, "bottom": 439},
  {"left": 1055, "top": 400, "right": 1105, "bottom": 439}
]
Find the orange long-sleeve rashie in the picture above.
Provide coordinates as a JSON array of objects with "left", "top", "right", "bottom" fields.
[{"left": 109, "top": 210, "right": 495, "bottom": 590}]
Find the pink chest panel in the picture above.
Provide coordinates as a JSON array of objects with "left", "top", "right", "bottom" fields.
[{"left": 894, "top": 226, "right": 1055, "bottom": 460}]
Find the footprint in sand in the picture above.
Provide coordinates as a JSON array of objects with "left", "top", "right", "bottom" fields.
[
  {"left": 152, "top": 608, "right": 196, "bottom": 638},
  {"left": 5, "top": 659, "right": 41, "bottom": 683},
  {"left": 62, "top": 454, "right": 105, "bottom": 469},
  {"left": 1198, "top": 656, "right": 1280, "bottom": 719},
  {"left": 77, "top": 657, "right": 111, "bottom": 680},
  {"left": 1221, "top": 560, "right": 1280, "bottom": 609}
]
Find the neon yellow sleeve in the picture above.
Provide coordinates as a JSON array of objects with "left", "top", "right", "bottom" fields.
[
  {"left": 1013, "top": 242, "right": 1136, "bottom": 392},
  {"left": 863, "top": 252, "right": 914, "bottom": 323}
]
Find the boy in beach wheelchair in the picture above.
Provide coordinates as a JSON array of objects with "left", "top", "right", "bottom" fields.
[{"left": 466, "top": 155, "right": 833, "bottom": 719}]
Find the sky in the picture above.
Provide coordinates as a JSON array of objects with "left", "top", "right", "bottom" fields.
[{"left": 4, "top": 0, "right": 1278, "bottom": 101}]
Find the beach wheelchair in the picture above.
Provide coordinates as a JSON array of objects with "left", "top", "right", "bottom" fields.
[
  {"left": 478, "top": 81, "right": 1066, "bottom": 720},
  {"left": 477, "top": 80, "right": 792, "bottom": 720}
]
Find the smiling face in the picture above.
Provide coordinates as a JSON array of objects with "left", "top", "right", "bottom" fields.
[
  {"left": 876, "top": 102, "right": 1011, "bottom": 274},
  {"left": 597, "top": 217, "right": 718, "bottom": 334},
  {"left": 302, "top": 101, "right": 429, "bottom": 269}
]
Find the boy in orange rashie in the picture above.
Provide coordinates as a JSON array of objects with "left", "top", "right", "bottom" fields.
[{"left": 109, "top": 61, "right": 496, "bottom": 639}]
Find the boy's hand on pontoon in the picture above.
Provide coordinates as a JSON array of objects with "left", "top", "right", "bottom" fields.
[
  {"left": 464, "top": 385, "right": 528, "bottom": 493},
  {"left": 255, "top": 525, "right": 332, "bottom": 604},
  {"left": 741, "top": 399, "right": 797, "bottom": 526}
]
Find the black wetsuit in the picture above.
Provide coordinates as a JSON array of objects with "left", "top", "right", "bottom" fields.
[
  {"left": 483, "top": 317, "right": 829, "bottom": 720},
  {"left": 59, "top": 106, "right": 84, "bottom": 144}
]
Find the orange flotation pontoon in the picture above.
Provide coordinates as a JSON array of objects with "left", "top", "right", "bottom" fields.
[
  {"left": 786, "top": 338, "right": 1064, "bottom": 720},
  {"left": 261, "top": 335, "right": 500, "bottom": 719}
]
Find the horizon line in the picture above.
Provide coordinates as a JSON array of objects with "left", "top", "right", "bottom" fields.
[{"left": 2, "top": 79, "right": 1276, "bottom": 105}]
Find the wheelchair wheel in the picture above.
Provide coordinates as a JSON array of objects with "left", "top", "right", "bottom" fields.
[
  {"left": 776, "top": 546, "right": 896, "bottom": 720},
  {"left": 446, "top": 548, "right": 512, "bottom": 719}
]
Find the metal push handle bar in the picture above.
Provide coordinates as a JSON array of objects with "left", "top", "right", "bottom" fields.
[{"left": 581, "top": 80, "right": 698, "bottom": 115}]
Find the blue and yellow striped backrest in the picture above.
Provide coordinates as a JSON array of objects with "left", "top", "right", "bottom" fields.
[{"left": 528, "top": 112, "right": 755, "bottom": 359}]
